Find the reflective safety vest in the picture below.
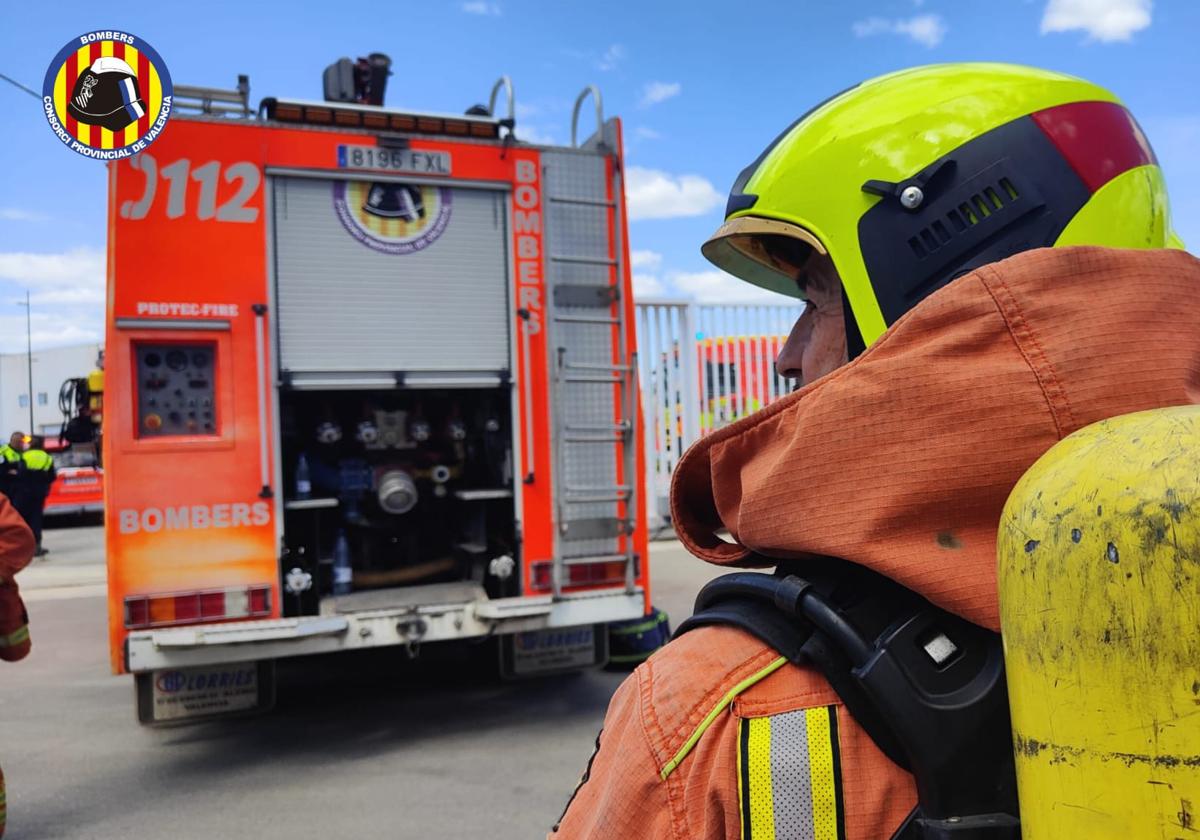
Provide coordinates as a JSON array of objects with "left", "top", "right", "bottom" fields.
[
  {"left": 20, "top": 450, "right": 51, "bottom": 472},
  {"left": 0, "top": 446, "right": 18, "bottom": 464},
  {"left": 0, "top": 622, "right": 29, "bottom": 662}
]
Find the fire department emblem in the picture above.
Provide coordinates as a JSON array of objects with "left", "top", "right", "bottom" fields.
[
  {"left": 333, "top": 180, "right": 453, "bottom": 255},
  {"left": 41, "top": 30, "right": 173, "bottom": 160}
]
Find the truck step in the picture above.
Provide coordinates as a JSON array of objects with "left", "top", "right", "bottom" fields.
[
  {"left": 561, "top": 554, "right": 628, "bottom": 566},
  {"left": 319, "top": 581, "right": 486, "bottom": 615}
]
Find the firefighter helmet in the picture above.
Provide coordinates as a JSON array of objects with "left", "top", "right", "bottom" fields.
[
  {"left": 702, "top": 63, "right": 1183, "bottom": 351},
  {"left": 363, "top": 183, "right": 426, "bottom": 221},
  {"left": 67, "top": 56, "right": 146, "bottom": 132}
]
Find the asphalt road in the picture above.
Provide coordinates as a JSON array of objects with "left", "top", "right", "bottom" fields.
[{"left": 3, "top": 524, "right": 722, "bottom": 840}]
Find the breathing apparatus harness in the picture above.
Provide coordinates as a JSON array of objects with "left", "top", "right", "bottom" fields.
[{"left": 676, "top": 558, "right": 1020, "bottom": 839}]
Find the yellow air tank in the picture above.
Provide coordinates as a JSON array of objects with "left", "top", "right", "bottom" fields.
[{"left": 998, "top": 406, "right": 1200, "bottom": 838}]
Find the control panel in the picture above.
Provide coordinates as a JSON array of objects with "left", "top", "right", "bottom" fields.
[{"left": 136, "top": 343, "right": 217, "bottom": 437}]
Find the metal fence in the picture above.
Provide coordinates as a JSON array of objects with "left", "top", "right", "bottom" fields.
[{"left": 634, "top": 300, "right": 805, "bottom": 528}]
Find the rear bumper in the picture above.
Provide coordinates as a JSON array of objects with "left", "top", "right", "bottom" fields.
[
  {"left": 125, "top": 587, "right": 644, "bottom": 673},
  {"left": 44, "top": 501, "right": 104, "bottom": 517}
]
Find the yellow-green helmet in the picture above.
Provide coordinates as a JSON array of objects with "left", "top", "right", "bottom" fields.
[{"left": 703, "top": 63, "right": 1182, "bottom": 354}]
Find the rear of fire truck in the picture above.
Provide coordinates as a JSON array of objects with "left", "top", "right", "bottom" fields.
[{"left": 104, "top": 57, "right": 650, "bottom": 724}]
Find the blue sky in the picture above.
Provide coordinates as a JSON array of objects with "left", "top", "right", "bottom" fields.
[{"left": 1, "top": 0, "right": 1196, "bottom": 351}]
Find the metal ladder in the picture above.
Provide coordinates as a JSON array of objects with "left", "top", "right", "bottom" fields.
[{"left": 543, "top": 114, "right": 639, "bottom": 598}]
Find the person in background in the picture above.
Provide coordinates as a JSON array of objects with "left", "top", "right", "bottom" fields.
[
  {"left": 0, "top": 434, "right": 22, "bottom": 502},
  {"left": 0, "top": 435, "right": 25, "bottom": 542},
  {"left": 18, "top": 436, "right": 55, "bottom": 558},
  {"left": 0, "top": 433, "right": 22, "bottom": 464},
  {"left": 0, "top": 490, "right": 37, "bottom": 838}
]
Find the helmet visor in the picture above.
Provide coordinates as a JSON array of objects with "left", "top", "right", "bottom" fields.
[{"left": 701, "top": 216, "right": 828, "bottom": 300}]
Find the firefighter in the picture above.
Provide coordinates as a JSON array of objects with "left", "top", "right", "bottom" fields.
[
  {"left": 0, "top": 489, "right": 36, "bottom": 839},
  {"left": 0, "top": 434, "right": 24, "bottom": 516},
  {"left": 18, "top": 436, "right": 55, "bottom": 557},
  {"left": 552, "top": 63, "right": 1198, "bottom": 839}
]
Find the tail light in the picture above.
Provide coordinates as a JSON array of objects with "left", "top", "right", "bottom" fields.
[
  {"left": 124, "top": 585, "right": 272, "bottom": 629},
  {"left": 530, "top": 561, "right": 629, "bottom": 591}
]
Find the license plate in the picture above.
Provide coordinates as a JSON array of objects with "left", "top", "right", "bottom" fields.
[
  {"left": 507, "top": 626, "right": 599, "bottom": 677},
  {"left": 336, "top": 144, "right": 452, "bottom": 175},
  {"left": 148, "top": 663, "right": 262, "bottom": 722}
]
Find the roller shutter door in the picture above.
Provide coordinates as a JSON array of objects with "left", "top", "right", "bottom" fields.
[{"left": 273, "top": 176, "right": 511, "bottom": 375}]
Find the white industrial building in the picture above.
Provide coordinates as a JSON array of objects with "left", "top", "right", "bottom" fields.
[{"left": 0, "top": 342, "right": 102, "bottom": 439}]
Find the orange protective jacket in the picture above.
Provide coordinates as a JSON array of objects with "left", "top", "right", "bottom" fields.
[
  {"left": 552, "top": 247, "right": 1200, "bottom": 839},
  {"left": 0, "top": 492, "right": 35, "bottom": 662}
]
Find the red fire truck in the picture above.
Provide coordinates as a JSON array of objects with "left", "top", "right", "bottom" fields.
[
  {"left": 101, "top": 58, "right": 649, "bottom": 723},
  {"left": 44, "top": 439, "right": 103, "bottom": 518}
]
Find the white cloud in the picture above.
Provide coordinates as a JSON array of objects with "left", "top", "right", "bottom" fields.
[
  {"left": 852, "top": 17, "right": 891, "bottom": 36},
  {"left": 0, "top": 208, "right": 48, "bottom": 222},
  {"left": 461, "top": 1, "right": 501, "bottom": 15},
  {"left": 625, "top": 166, "right": 723, "bottom": 221},
  {"left": 514, "top": 102, "right": 539, "bottom": 119},
  {"left": 1040, "top": 0, "right": 1151, "bottom": 41},
  {"left": 639, "top": 81, "right": 681, "bottom": 108},
  {"left": 597, "top": 44, "right": 626, "bottom": 72},
  {"left": 0, "top": 248, "right": 105, "bottom": 351},
  {"left": 0, "top": 248, "right": 104, "bottom": 289},
  {"left": 631, "top": 250, "right": 663, "bottom": 270},
  {"left": 669, "top": 270, "right": 800, "bottom": 304},
  {"left": 516, "top": 124, "right": 557, "bottom": 145},
  {"left": 632, "top": 273, "right": 667, "bottom": 298},
  {"left": 0, "top": 312, "right": 101, "bottom": 353},
  {"left": 29, "top": 286, "right": 104, "bottom": 305},
  {"left": 635, "top": 126, "right": 662, "bottom": 140},
  {"left": 852, "top": 13, "right": 947, "bottom": 47}
]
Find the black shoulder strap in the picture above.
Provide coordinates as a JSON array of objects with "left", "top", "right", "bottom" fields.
[
  {"left": 677, "top": 584, "right": 911, "bottom": 770},
  {"left": 676, "top": 596, "right": 812, "bottom": 663},
  {"left": 675, "top": 563, "right": 1020, "bottom": 840}
]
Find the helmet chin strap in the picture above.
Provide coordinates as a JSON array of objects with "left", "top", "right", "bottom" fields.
[{"left": 842, "top": 288, "right": 867, "bottom": 360}]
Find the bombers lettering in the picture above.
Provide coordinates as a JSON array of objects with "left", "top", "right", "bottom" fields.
[
  {"left": 513, "top": 158, "right": 543, "bottom": 336},
  {"left": 119, "top": 502, "right": 271, "bottom": 535},
  {"left": 79, "top": 31, "right": 135, "bottom": 45}
]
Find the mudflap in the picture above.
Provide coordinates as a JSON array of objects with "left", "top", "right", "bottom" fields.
[{"left": 135, "top": 660, "right": 277, "bottom": 726}]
